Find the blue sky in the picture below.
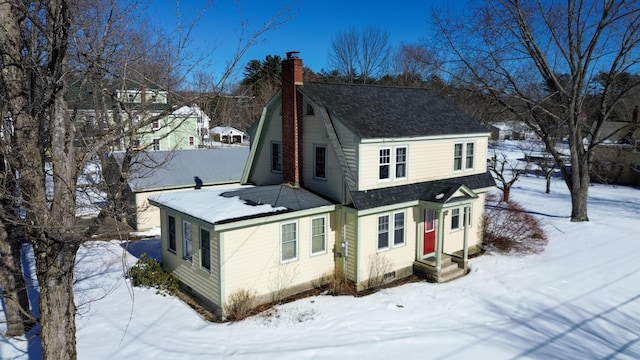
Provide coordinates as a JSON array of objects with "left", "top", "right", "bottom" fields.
[{"left": 146, "top": 0, "right": 466, "bottom": 84}]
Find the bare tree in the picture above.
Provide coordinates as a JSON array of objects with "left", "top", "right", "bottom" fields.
[
  {"left": 488, "top": 153, "right": 529, "bottom": 202},
  {"left": 328, "top": 25, "right": 391, "bottom": 83},
  {"left": 0, "top": 0, "right": 293, "bottom": 358},
  {"left": 434, "top": 0, "right": 640, "bottom": 221},
  {"left": 393, "top": 42, "right": 441, "bottom": 86}
]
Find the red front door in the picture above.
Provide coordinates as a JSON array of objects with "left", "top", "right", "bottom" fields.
[{"left": 424, "top": 209, "right": 436, "bottom": 255}]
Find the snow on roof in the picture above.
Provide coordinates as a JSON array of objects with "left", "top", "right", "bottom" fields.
[
  {"left": 149, "top": 186, "right": 287, "bottom": 225},
  {"left": 211, "top": 126, "right": 245, "bottom": 135}
]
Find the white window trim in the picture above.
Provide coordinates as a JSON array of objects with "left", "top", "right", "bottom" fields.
[
  {"left": 450, "top": 208, "right": 461, "bottom": 232},
  {"left": 393, "top": 210, "right": 406, "bottom": 247},
  {"left": 182, "top": 220, "right": 193, "bottom": 262},
  {"left": 377, "top": 214, "right": 390, "bottom": 251},
  {"left": 152, "top": 138, "right": 160, "bottom": 151},
  {"left": 377, "top": 210, "right": 407, "bottom": 252},
  {"left": 378, "top": 147, "right": 391, "bottom": 182},
  {"left": 378, "top": 146, "right": 408, "bottom": 182},
  {"left": 313, "top": 144, "right": 328, "bottom": 180},
  {"left": 280, "top": 221, "right": 298, "bottom": 263},
  {"left": 310, "top": 216, "right": 327, "bottom": 256},
  {"left": 152, "top": 120, "right": 160, "bottom": 130},
  {"left": 200, "top": 227, "right": 211, "bottom": 273},
  {"left": 454, "top": 142, "right": 475, "bottom": 172},
  {"left": 394, "top": 146, "right": 408, "bottom": 180},
  {"left": 465, "top": 141, "right": 475, "bottom": 170},
  {"left": 188, "top": 136, "right": 195, "bottom": 147}
]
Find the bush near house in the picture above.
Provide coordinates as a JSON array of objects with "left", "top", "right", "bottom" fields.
[
  {"left": 224, "top": 289, "right": 257, "bottom": 321},
  {"left": 127, "top": 253, "right": 179, "bottom": 296},
  {"left": 482, "top": 193, "right": 548, "bottom": 255}
]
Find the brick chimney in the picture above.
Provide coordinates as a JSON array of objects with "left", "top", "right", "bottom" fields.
[{"left": 281, "top": 52, "right": 304, "bottom": 187}]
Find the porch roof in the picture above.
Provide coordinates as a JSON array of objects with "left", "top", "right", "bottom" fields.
[{"left": 349, "top": 171, "right": 495, "bottom": 210}]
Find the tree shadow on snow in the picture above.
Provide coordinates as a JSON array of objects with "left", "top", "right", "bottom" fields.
[{"left": 461, "top": 271, "right": 640, "bottom": 359}]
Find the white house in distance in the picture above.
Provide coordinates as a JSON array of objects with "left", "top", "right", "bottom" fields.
[
  {"left": 150, "top": 53, "right": 495, "bottom": 318},
  {"left": 210, "top": 126, "right": 248, "bottom": 144}
]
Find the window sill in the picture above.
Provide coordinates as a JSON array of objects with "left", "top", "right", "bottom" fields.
[{"left": 310, "top": 250, "right": 327, "bottom": 257}]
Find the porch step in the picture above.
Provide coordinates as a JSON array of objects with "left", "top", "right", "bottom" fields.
[
  {"left": 439, "top": 262, "right": 465, "bottom": 283},
  {"left": 413, "top": 255, "right": 466, "bottom": 283}
]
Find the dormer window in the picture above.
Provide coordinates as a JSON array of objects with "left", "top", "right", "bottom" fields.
[
  {"left": 379, "top": 146, "right": 407, "bottom": 181},
  {"left": 454, "top": 142, "right": 475, "bottom": 171},
  {"left": 379, "top": 148, "right": 391, "bottom": 180}
]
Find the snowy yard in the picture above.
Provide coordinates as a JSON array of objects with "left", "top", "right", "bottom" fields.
[{"left": 2, "top": 143, "right": 640, "bottom": 359}]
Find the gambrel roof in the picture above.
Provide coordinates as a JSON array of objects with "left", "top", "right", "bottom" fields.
[{"left": 299, "top": 82, "right": 490, "bottom": 139}]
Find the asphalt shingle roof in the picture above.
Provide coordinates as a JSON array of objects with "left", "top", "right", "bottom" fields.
[
  {"left": 110, "top": 147, "right": 249, "bottom": 192},
  {"left": 349, "top": 171, "right": 496, "bottom": 210},
  {"left": 300, "top": 82, "right": 490, "bottom": 139}
]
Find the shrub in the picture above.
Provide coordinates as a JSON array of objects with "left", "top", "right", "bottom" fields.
[
  {"left": 325, "top": 271, "right": 356, "bottom": 296},
  {"left": 482, "top": 193, "right": 549, "bottom": 255},
  {"left": 127, "top": 253, "right": 179, "bottom": 296},
  {"left": 366, "top": 254, "right": 392, "bottom": 290},
  {"left": 224, "top": 288, "right": 256, "bottom": 321}
]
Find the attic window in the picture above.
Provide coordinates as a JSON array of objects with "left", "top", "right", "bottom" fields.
[{"left": 306, "top": 104, "right": 314, "bottom": 115}]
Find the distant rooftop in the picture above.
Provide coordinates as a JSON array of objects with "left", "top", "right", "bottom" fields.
[{"left": 110, "top": 147, "right": 249, "bottom": 192}]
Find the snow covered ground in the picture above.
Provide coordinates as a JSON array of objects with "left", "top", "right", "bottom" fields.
[{"left": 2, "top": 142, "right": 640, "bottom": 359}]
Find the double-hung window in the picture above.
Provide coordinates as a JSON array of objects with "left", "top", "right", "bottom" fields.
[
  {"left": 271, "top": 141, "right": 282, "bottom": 172},
  {"left": 200, "top": 228, "right": 211, "bottom": 271},
  {"left": 454, "top": 144, "right": 463, "bottom": 171},
  {"left": 152, "top": 138, "right": 160, "bottom": 151},
  {"left": 314, "top": 145, "right": 327, "bottom": 180},
  {"left": 394, "top": 212, "right": 405, "bottom": 246},
  {"left": 189, "top": 136, "right": 195, "bottom": 146},
  {"left": 167, "top": 215, "right": 176, "bottom": 253},
  {"left": 465, "top": 143, "right": 475, "bottom": 169},
  {"left": 281, "top": 222, "right": 298, "bottom": 262},
  {"left": 451, "top": 208, "right": 460, "bottom": 231},
  {"left": 379, "top": 148, "right": 391, "bottom": 180},
  {"left": 377, "top": 215, "right": 390, "bottom": 250},
  {"left": 454, "top": 142, "right": 475, "bottom": 171},
  {"left": 379, "top": 146, "right": 407, "bottom": 181},
  {"left": 311, "top": 217, "right": 326, "bottom": 255},
  {"left": 395, "top": 147, "right": 407, "bottom": 178},
  {"left": 378, "top": 210, "right": 406, "bottom": 250},
  {"left": 183, "top": 221, "right": 193, "bottom": 261}
]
